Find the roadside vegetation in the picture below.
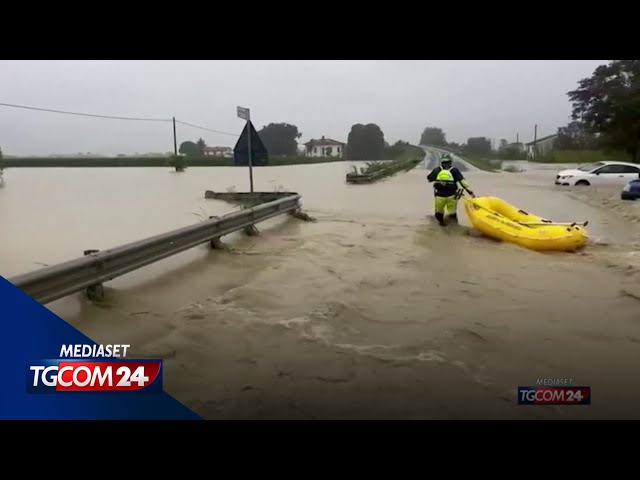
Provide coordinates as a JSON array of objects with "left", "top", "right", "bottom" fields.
[
  {"left": 1, "top": 155, "right": 348, "bottom": 168},
  {"left": 168, "top": 155, "right": 187, "bottom": 172},
  {"left": 532, "top": 149, "right": 632, "bottom": 164},
  {"left": 459, "top": 157, "right": 502, "bottom": 172},
  {"left": 346, "top": 145, "right": 425, "bottom": 183}
]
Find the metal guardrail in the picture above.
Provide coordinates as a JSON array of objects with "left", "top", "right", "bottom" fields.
[
  {"left": 346, "top": 156, "right": 424, "bottom": 184},
  {"left": 9, "top": 194, "right": 302, "bottom": 304}
]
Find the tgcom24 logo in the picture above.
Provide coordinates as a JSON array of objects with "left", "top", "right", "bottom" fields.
[{"left": 26, "top": 344, "right": 163, "bottom": 394}]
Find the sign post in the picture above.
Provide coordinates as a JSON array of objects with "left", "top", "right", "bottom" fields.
[{"left": 237, "top": 106, "right": 253, "bottom": 193}]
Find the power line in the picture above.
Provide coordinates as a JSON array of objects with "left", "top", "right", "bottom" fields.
[
  {"left": 0, "top": 102, "right": 172, "bottom": 122},
  {"left": 0, "top": 101, "right": 241, "bottom": 141},
  {"left": 175, "top": 120, "right": 238, "bottom": 137}
]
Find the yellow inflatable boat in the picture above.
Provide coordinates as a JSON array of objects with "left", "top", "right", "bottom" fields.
[{"left": 461, "top": 196, "right": 589, "bottom": 252}]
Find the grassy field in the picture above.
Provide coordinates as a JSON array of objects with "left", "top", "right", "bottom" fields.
[
  {"left": 421, "top": 144, "right": 637, "bottom": 170},
  {"left": 456, "top": 149, "right": 636, "bottom": 172},
  {"left": 461, "top": 156, "right": 502, "bottom": 172},
  {"left": 1, "top": 155, "right": 346, "bottom": 168},
  {"left": 2, "top": 144, "right": 429, "bottom": 168},
  {"left": 265, "top": 156, "right": 344, "bottom": 166},
  {"left": 532, "top": 149, "right": 633, "bottom": 164}
]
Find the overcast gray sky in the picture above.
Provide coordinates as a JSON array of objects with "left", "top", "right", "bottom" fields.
[{"left": 0, "top": 60, "right": 606, "bottom": 156}]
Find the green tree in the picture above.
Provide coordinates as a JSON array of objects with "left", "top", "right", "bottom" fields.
[
  {"left": 347, "top": 123, "right": 386, "bottom": 160},
  {"left": 384, "top": 139, "right": 410, "bottom": 159},
  {"left": 257, "top": 123, "right": 301, "bottom": 156},
  {"left": 568, "top": 60, "right": 640, "bottom": 162},
  {"left": 466, "top": 137, "right": 492, "bottom": 155},
  {"left": 179, "top": 141, "right": 199, "bottom": 157},
  {"left": 499, "top": 139, "right": 508, "bottom": 150},
  {"left": 420, "top": 127, "right": 447, "bottom": 146},
  {"left": 169, "top": 155, "right": 187, "bottom": 172},
  {"left": 196, "top": 138, "right": 207, "bottom": 157}
]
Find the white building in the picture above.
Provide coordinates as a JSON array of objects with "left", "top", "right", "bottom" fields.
[
  {"left": 304, "top": 136, "right": 345, "bottom": 158},
  {"left": 203, "top": 146, "right": 233, "bottom": 157},
  {"left": 525, "top": 134, "right": 558, "bottom": 159}
]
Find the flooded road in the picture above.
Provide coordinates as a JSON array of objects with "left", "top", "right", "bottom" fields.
[{"left": 1, "top": 162, "right": 640, "bottom": 419}]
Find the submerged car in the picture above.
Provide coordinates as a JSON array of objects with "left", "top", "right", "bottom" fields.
[
  {"left": 621, "top": 179, "right": 640, "bottom": 200},
  {"left": 555, "top": 161, "right": 640, "bottom": 186}
]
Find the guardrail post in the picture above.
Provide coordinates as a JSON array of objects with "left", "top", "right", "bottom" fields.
[
  {"left": 242, "top": 208, "right": 260, "bottom": 236},
  {"left": 83, "top": 249, "right": 105, "bottom": 302},
  {"left": 208, "top": 216, "right": 225, "bottom": 248},
  {"left": 210, "top": 237, "right": 224, "bottom": 248},
  {"left": 288, "top": 207, "right": 316, "bottom": 222},
  {"left": 243, "top": 225, "right": 260, "bottom": 236}
]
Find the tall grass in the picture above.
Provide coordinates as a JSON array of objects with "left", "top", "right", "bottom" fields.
[
  {"left": 534, "top": 149, "right": 632, "bottom": 164},
  {"left": 462, "top": 157, "right": 502, "bottom": 172}
]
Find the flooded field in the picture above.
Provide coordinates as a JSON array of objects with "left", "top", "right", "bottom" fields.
[{"left": 1, "top": 160, "right": 639, "bottom": 419}]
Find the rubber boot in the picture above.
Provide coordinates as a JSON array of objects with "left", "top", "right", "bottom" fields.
[{"left": 435, "top": 212, "right": 446, "bottom": 226}]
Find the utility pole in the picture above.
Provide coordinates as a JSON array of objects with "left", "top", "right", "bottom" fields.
[
  {"left": 247, "top": 119, "right": 253, "bottom": 193},
  {"left": 237, "top": 106, "right": 254, "bottom": 193},
  {"left": 533, "top": 124, "right": 538, "bottom": 159},
  {"left": 172, "top": 117, "right": 178, "bottom": 156}
]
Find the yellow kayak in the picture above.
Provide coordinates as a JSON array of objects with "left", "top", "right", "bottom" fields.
[{"left": 462, "top": 196, "right": 589, "bottom": 252}]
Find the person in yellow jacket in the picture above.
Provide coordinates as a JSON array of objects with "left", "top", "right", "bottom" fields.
[{"left": 427, "top": 153, "right": 473, "bottom": 226}]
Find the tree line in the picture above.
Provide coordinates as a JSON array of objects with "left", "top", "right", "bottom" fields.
[
  {"left": 178, "top": 122, "right": 414, "bottom": 161},
  {"left": 419, "top": 60, "right": 640, "bottom": 163},
  {"left": 188, "top": 61, "right": 640, "bottom": 163},
  {"left": 419, "top": 126, "right": 527, "bottom": 160},
  {"left": 566, "top": 59, "right": 639, "bottom": 162}
]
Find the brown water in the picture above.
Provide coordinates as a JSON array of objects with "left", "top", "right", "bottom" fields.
[{"left": 1, "top": 162, "right": 640, "bottom": 419}]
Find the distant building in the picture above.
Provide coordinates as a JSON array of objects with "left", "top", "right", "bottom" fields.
[
  {"left": 304, "top": 136, "right": 345, "bottom": 158},
  {"left": 525, "top": 134, "right": 558, "bottom": 159},
  {"left": 203, "top": 146, "right": 233, "bottom": 158},
  {"left": 505, "top": 142, "right": 525, "bottom": 152}
]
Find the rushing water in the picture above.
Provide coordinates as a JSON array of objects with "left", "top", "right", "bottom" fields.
[{"left": 2, "top": 162, "right": 640, "bottom": 419}]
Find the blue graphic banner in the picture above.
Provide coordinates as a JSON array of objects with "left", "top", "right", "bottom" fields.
[{"left": 0, "top": 276, "right": 201, "bottom": 419}]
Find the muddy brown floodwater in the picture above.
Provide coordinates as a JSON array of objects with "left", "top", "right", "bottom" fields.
[{"left": 1, "top": 162, "right": 640, "bottom": 419}]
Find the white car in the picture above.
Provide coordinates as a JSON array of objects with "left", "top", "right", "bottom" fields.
[{"left": 555, "top": 161, "right": 640, "bottom": 186}]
